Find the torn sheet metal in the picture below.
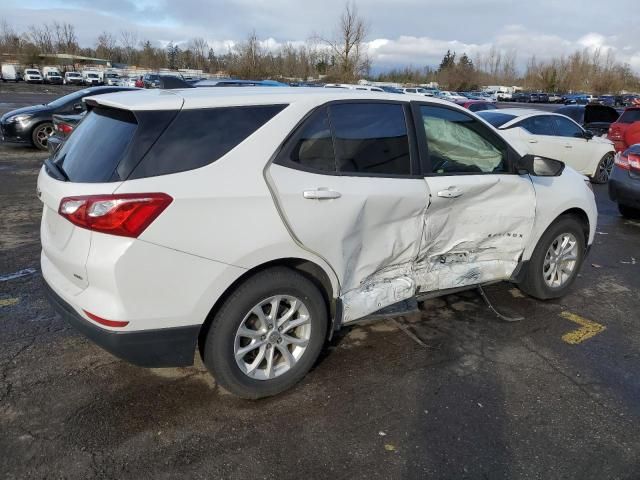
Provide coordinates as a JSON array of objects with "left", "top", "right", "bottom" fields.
[{"left": 339, "top": 175, "right": 536, "bottom": 323}]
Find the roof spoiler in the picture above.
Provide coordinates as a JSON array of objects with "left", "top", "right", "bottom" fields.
[{"left": 159, "top": 76, "right": 194, "bottom": 89}]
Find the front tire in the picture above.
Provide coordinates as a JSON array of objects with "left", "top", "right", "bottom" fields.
[
  {"left": 202, "top": 267, "right": 328, "bottom": 399},
  {"left": 31, "top": 122, "right": 53, "bottom": 151},
  {"left": 593, "top": 152, "right": 615, "bottom": 184},
  {"left": 518, "top": 216, "right": 586, "bottom": 299}
]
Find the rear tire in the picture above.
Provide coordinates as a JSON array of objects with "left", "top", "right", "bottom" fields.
[
  {"left": 202, "top": 267, "right": 328, "bottom": 399},
  {"left": 518, "top": 216, "right": 586, "bottom": 300},
  {"left": 618, "top": 204, "right": 640, "bottom": 219}
]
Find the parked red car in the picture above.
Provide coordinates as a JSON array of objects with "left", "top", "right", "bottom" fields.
[
  {"left": 608, "top": 107, "right": 640, "bottom": 152},
  {"left": 456, "top": 100, "right": 498, "bottom": 113}
]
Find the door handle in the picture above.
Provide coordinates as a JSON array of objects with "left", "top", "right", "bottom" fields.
[
  {"left": 528, "top": 139, "right": 538, "bottom": 144},
  {"left": 303, "top": 189, "right": 342, "bottom": 200},
  {"left": 437, "top": 187, "right": 463, "bottom": 198},
  {"left": 564, "top": 144, "right": 573, "bottom": 149}
]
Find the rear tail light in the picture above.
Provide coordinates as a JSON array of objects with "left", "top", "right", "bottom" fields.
[
  {"left": 56, "top": 122, "right": 74, "bottom": 135},
  {"left": 608, "top": 125, "right": 623, "bottom": 142},
  {"left": 58, "top": 193, "right": 172, "bottom": 238},
  {"left": 615, "top": 152, "right": 640, "bottom": 173}
]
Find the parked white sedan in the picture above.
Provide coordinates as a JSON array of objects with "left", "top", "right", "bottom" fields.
[{"left": 478, "top": 109, "right": 616, "bottom": 183}]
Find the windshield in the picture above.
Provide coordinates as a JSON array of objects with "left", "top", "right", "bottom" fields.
[
  {"left": 476, "top": 111, "right": 517, "bottom": 128},
  {"left": 26, "top": 70, "right": 39, "bottom": 75},
  {"left": 88, "top": 74, "right": 99, "bottom": 78},
  {"left": 67, "top": 72, "right": 81, "bottom": 77}
]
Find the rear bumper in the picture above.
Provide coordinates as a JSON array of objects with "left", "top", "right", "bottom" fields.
[
  {"left": 609, "top": 166, "right": 640, "bottom": 208},
  {"left": 43, "top": 280, "right": 200, "bottom": 368}
]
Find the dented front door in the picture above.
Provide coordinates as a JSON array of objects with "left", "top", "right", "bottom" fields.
[{"left": 413, "top": 103, "right": 536, "bottom": 293}]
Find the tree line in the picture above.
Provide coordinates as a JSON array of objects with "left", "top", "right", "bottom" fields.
[{"left": 1, "top": 5, "right": 639, "bottom": 93}]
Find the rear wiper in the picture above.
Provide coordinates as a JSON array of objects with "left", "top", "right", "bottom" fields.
[{"left": 44, "top": 158, "right": 69, "bottom": 182}]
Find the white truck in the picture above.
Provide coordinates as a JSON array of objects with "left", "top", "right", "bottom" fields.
[
  {"left": 82, "top": 70, "right": 103, "bottom": 86},
  {"left": 42, "top": 67, "right": 63, "bottom": 85},
  {"left": 23, "top": 68, "right": 43, "bottom": 83},
  {"left": 64, "top": 71, "right": 83, "bottom": 85},
  {"left": 1, "top": 64, "right": 19, "bottom": 82}
]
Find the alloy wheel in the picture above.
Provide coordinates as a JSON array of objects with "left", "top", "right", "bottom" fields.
[
  {"left": 34, "top": 124, "right": 53, "bottom": 149},
  {"left": 596, "top": 153, "right": 615, "bottom": 183},
  {"left": 543, "top": 233, "right": 579, "bottom": 288},
  {"left": 234, "top": 295, "right": 311, "bottom": 380}
]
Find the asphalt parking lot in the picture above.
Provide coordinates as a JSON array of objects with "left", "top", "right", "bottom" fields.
[{"left": 1, "top": 90, "right": 640, "bottom": 480}]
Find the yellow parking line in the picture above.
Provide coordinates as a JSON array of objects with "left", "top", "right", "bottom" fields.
[
  {"left": 560, "top": 311, "right": 606, "bottom": 344},
  {"left": 0, "top": 298, "right": 19, "bottom": 308}
]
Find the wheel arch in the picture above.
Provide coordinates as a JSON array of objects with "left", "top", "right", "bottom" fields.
[
  {"left": 29, "top": 119, "right": 54, "bottom": 147},
  {"left": 197, "top": 257, "right": 337, "bottom": 357}
]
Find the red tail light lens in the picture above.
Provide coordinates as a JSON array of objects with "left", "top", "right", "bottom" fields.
[
  {"left": 83, "top": 310, "right": 129, "bottom": 328},
  {"left": 56, "top": 122, "right": 74, "bottom": 135},
  {"left": 615, "top": 153, "right": 640, "bottom": 172},
  {"left": 58, "top": 193, "right": 172, "bottom": 238}
]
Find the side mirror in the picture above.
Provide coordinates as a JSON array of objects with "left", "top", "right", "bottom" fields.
[
  {"left": 583, "top": 130, "right": 594, "bottom": 140},
  {"left": 517, "top": 154, "right": 565, "bottom": 177}
]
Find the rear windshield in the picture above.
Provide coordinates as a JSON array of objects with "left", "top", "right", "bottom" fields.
[
  {"left": 54, "top": 108, "right": 137, "bottom": 182},
  {"left": 619, "top": 109, "right": 640, "bottom": 124},
  {"left": 50, "top": 104, "right": 286, "bottom": 182},
  {"left": 476, "top": 111, "right": 516, "bottom": 128}
]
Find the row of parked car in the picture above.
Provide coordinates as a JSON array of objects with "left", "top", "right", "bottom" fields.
[
  {"left": 2, "top": 82, "right": 639, "bottom": 216},
  {"left": 510, "top": 91, "right": 640, "bottom": 106},
  {"left": 0, "top": 64, "right": 133, "bottom": 86}
]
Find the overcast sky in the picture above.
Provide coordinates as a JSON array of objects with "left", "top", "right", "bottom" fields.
[{"left": 3, "top": 0, "right": 640, "bottom": 73}]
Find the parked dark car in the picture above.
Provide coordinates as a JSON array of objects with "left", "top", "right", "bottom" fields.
[
  {"left": 554, "top": 104, "right": 620, "bottom": 137},
  {"left": 47, "top": 112, "right": 85, "bottom": 156},
  {"left": 599, "top": 95, "right": 615, "bottom": 107},
  {"left": 0, "top": 86, "right": 136, "bottom": 150},
  {"left": 142, "top": 73, "right": 161, "bottom": 88},
  {"left": 512, "top": 92, "right": 528, "bottom": 103},
  {"left": 609, "top": 144, "right": 640, "bottom": 218},
  {"left": 538, "top": 93, "right": 549, "bottom": 103}
]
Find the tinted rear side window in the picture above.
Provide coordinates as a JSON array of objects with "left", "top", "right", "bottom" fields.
[
  {"left": 130, "top": 105, "right": 286, "bottom": 179},
  {"left": 55, "top": 107, "right": 137, "bottom": 182},
  {"left": 285, "top": 107, "right": 336, "bottom": 172},
  {"left": 329, "top": 103, "right": 411, "bottom": 175}
]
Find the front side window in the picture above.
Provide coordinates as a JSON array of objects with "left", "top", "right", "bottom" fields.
[
  {"left": 420, "top": 105, "right": 507, "bottom": 174},
  {"left": 553, "top": 117, "right": 584, "bottom": 138},
  {"left": 517, "top": 115, "right": 556, "bottom": 135},
  {"left": 329, "top": 103, "right": 411, "bottom": 175}
]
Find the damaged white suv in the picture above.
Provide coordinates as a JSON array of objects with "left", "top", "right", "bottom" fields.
[{"left": 39, "top": 88, "right": 597, "bottom": 398}]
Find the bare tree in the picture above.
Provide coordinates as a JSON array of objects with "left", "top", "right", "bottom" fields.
[
  {"left": 318, "top": 1, "right": 369, "bottom": 82},
  {"left": 27, "top": 24, "right": 53, "bottom": 53},
  {"left": 0, "top": 19, "right": 21, "bottom": 53},
  {"left": 120, "top": 29, "right": 139, "bottom": 64},
  {"left": 52, "top": 22, "right": 78, "bottom": 54},
  {"left": 96, "top": 31, "right": 116, "bottom": 59},
  {"left": 189, "top": 37, "right": 209, "bottom": 70}
]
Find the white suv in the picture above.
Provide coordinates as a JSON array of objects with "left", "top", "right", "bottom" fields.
[{"left": 39, "top": 88, "right": 597, "bottom": 398}]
